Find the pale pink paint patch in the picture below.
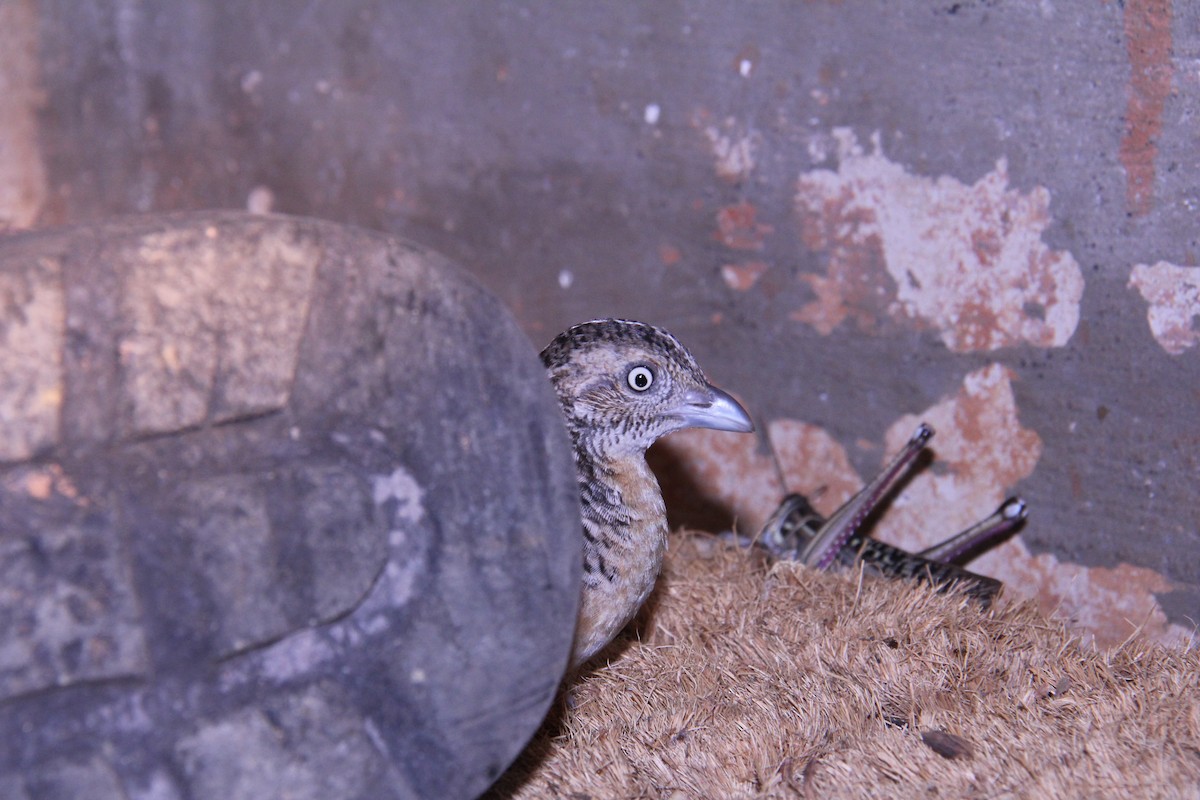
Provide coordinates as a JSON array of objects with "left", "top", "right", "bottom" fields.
[
  {"left": 720, "top": 261, "right": 770, "bottom": 292},
  {"left": 18, "top": 464, "right": 80, "bottom": 500},
  {"left": 875, "top": 363, "right": 1043, "bottom": 546},
  {"left": 655, "top": 420, "right": 864, "bottom": 535},
  {"left": 794, "top": 130, "right": 1085, "bottom": 352},
  {"left": 789, "top": 243, "right": 891, "bottom": 335},
  {"left": 767, "top": 419, "right": 863, "bottom": 518},
  {"left": 653, "top": 427, "right": 782, "bottom": 536},
  {"left": 698, "top": 116, "right": 760, "bottom": 181},
  {"left": 977, "top": 538, "right": 1188, "bottom": 650},
  {"left": 1128, "top": 261, "right": 1200, "bottom": 355}
]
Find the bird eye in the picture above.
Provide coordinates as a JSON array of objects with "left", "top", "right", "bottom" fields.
[{"left": 626, "top": 365, "right": 655, "bottom": 392}]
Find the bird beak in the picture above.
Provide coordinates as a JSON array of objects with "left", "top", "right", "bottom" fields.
[{"left": 675, "top": 385, "right": 755, "bottom": 433}]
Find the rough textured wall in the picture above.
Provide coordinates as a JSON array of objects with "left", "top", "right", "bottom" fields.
[{"left": 1, "top": 1, "right": 1196, "bottom": 644}]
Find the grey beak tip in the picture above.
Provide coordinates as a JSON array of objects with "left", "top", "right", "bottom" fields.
[{"left": 679, "top": 385, "right": 754, "bottom": 434}]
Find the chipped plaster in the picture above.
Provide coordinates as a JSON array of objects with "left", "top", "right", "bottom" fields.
[
  {"left": 794, "top": 130, "right": 1085, "bottom": 352},
  {"left": 654, "top": 426, "right": 781, "bottom": 536},
  {"left": 1120, "top": 0, "right": 1174, "bottom": 216},
  {"left": 877, "top": 363, "right": 1043, "bottom": 544},
  {"left": 720, "top": 261, "right": 769, "bottom": 292},
  {"left": 714, "top": 202, "right": 773, "bottom": 251},
  {"left": 1128, "top": 260, "right": 1200, "bottom": 355},
  {"left": 698, "top": 116, "right": 759, "bottom": 181}
]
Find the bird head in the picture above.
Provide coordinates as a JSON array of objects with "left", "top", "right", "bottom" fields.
[{"left": 541, "top": 319, "right": 754, "bottom": 458}]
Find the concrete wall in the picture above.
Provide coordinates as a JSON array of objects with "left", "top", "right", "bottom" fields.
[{"left": 2, "top": 0, "right": 1196, "bottom": 646}]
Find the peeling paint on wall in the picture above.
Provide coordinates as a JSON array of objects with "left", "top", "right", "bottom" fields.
[
  {"left": 794, "top": 130, "right": 1085, "bottom": 352},
  {"left": 1120, "top": 0, "right": 1174, "bottom": 216},
  {"left": 0, "top": 0, "right": 47, "bottom": 229},
  {"left": 766, "top": 419, "right": 862, "bottom": 517},
  {"left": 978, "top": 539, "right": 1188, "bottom": 650},
  {"left": 864, "top": 365, "right": 1187, "bottom": 648},
  {"left": 654, "top": 364, "right": 1191, "bottom": 649},
  {"left": 714, "top": 202, "right": 773, "bottom": 251},
  {"left": 654, "top": 418, "right": 868, "bottom": 536},
  {"left": 658, "top": 243, "right": 682, "bottom": 267},
  {"left": 696, "top": 113, "right": 759, "bottom": 181},
  {"left": 878, "top": 363, "right": 1043, "bottom": 544},
  {"left": 653, "top": 426, "right": 781, "bottom": 535},
  {"left": 720, "top": 261, "right": 769, "bottom": 292},
  {"left": 1128, "top": 261, "right": 1200, "bottom": 355}
]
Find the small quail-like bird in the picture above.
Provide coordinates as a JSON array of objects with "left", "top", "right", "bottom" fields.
[{"left": 541, "top": 319, "right": 754, "bottom": 668}]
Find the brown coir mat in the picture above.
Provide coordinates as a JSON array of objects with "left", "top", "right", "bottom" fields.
[{"left": 491, "top": 531, "right": 1200, "bottom": 799}]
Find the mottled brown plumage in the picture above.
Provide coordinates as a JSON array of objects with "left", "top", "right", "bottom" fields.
[{"left": 541, "top": 319, "right": 753, "bottom": 667}]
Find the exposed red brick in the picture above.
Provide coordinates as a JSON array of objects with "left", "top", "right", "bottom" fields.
[
  {"left": 715, "top": 202, "right": 774, "bottom": 251},
  {"left": 1120, "top": 0, "right": 1174, "bottom": 216}
]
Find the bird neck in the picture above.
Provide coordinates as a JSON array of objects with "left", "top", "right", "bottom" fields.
[
  {"left": 573, "top": 439, "right": 666, "bottom": 548},
  {"left": 569, "top": 442, "right": 669, "bottom": 666}
]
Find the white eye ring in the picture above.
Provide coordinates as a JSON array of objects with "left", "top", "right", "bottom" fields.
[{"left": 627, "top": 365, "right": 655, "bottom": 392}]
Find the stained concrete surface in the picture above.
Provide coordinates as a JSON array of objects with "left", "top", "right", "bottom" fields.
[{"left": 3, "top": 2, "right": 1198, "bottom": 639}]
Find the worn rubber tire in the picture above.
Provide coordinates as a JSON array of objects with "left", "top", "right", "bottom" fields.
[{"left": 0, "top": 211, "right": 580, "bottom": 800}]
